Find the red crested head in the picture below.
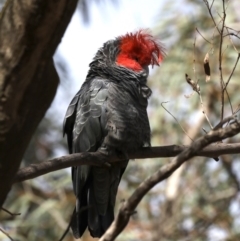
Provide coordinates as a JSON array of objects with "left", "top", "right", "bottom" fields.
[{"left": 116, "top": 30, "right": 165, "bottom": 72}]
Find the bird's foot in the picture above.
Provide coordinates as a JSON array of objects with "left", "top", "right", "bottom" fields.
[
  {"left": 97, "top": 146, "right": 129, "bottom": 168},
  {"left": 115, "top": 150, "right": 129, "bottom": 160}
]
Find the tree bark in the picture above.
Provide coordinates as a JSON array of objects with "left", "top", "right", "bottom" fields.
[
  {"left": 14, "top": 142, "right": 240, "bottom": 183},
  {"left": 0, "top": 0, "right": 78, "bottom": 207}
]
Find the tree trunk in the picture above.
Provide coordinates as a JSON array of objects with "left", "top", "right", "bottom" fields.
[{"left": 0, "top": 0, "right": 78, "bottom": 207}]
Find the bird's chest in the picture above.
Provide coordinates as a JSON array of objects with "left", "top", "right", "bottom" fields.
[{"left": 103, "top": 82, "right": 151, "bottom": 150}]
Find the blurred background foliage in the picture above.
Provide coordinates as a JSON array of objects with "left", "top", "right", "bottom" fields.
[{"left": 1, "top": 0, "right": 240, "bottom": 240}]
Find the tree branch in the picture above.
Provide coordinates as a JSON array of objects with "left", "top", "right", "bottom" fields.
[
  {"left": 99, "top": 120, "right": 240, "bottom": 241},
  {"left": 219, "top": 0, "right": 226, "bottom": 121},
  {"left": 15, "top": 142, "right": 240, "bottom": 183}
]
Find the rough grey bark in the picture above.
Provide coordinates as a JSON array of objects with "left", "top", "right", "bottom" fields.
[{"left": 0, "top": 0, "right": 78, "bottom": 207}]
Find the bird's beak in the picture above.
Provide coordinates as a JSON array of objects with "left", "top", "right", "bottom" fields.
[{"left": 142, "top": 65, "right": 149, "bottom": 77}]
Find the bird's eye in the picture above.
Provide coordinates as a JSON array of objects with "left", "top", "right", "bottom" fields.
[{"left": 134, "top": 57, "right": 139, "bottom": 62}]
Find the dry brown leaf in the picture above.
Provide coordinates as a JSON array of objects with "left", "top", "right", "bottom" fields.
[{"left": 204, "top": 52, "right": 211, "bottom": 82}]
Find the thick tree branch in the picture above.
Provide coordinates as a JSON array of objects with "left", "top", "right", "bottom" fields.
[
  {"left": 0, "top": 0, "right": 78, "bottom": 206},
  {"left": 15, "top": 141, "right": 240, "bottom": 183},
  {"left": 99, "top": 120, "right": 240, "bottom": 241}
]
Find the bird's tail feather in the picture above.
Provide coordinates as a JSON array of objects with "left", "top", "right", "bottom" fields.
[
  {"left": 70, "top": 185, "right": 88, "bottom": 238},
  {"left": 88, "top": 170, "right": 115, "bottom": 237},
  {"left": 71, "top": 165, "right": 126, "bottom": 238}
]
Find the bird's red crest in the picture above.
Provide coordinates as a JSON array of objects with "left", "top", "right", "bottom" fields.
[{"left": 116, "top": 30, "right": 164, "bottom": 71}]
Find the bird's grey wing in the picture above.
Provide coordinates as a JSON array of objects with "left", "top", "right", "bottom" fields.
[
  {"left": 63, "top": 89, "right": 81, "bottom": 154},
  {"left": 63, "top": 78, "right": 109, "bottom": 238}
]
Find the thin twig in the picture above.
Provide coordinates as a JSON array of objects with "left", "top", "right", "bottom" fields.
[
  {"left": 0, "top": 227, "right": 14, "bottom": 241},
  {"left": 203, "top": 0, "right": 230, "bottom": 122},
  {"left": 226, "top": 28, "right": 240, "bottom": 53},
  {"left": 58, "top": 218, "right": 71, "bottom": 241},
  {"left": 225, "top": 88, "right": 234, "bottom": 115},
  {"left": 203, "top": 0, "right": 221, "bottom": 34},
  {"left": 219, "top": 0, "right": 226, "bottom": 121},
  {"left": 225, "top": 26, "right": 240, "bottom": 33},
  {"left": 199, "top": 92, "right": 214, "bottom": 129},
  {"left": 221, "top": 30, "right": 240, "bottom": 115},
  {"left": 1, "top": 207, "right": 21, "bottom": 216},
  {"left": 185, "top": 74, "right": 213, "bottom": 129},
  {"left": 59, "top": 206, "right": 93, "bottom": 241},
  {"left": 193, "top": 31, "right": 197, "bottom": 80},
  {"left": 210, "top": 0, "right": 215, "bottom": 9},
  {"left": 196, "top": 28, "right": 212, "bottom": 44},
  {"left": 223, "top": 53, "right": 240, "bottom": 90},
  {"left": 213, "top": 114, "right": 238, "bottom": 130},
  {"left": 234, "top": 104, "right": 240, "bottom": 115},
  {"left": 161, "top": 101, "right": 193, "bottom": 141},
  {"left": 223, "top": 32, "right": 240, "bottom": 40}
]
